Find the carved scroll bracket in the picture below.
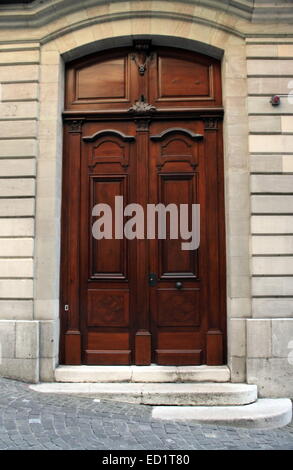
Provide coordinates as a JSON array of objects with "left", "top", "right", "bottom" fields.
[
  {"left": 135, "top": 118, "right": 151, "bottom": 132},
  {"left": 68, "top": 119, "right": 84, "bottom": 134},
  {"left": 204, "top": 118, "right": 219, "bottom": 131},
  {"left": 131, "top": 39, "right": 153, "bottom": 76}
]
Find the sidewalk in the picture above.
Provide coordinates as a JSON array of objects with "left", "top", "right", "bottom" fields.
[{"left": 0, "top": 377, "right": 292, "bottom": 450}]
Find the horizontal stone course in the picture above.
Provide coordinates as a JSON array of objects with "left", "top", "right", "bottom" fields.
[
  {"left": 249, "top": 115, "right": 281, "bottom": 133},
  {"left": 0, "top": 239, "right": 34, "bottom": 257},
  {"left": 252, "top": 256, "right": 293, "bottom": 275},
  {"left": 248, "top": 97, "right": 293, "bottom": 115},
  {"left": 0, "top": 139, "right": 37, "bottom": 157},
  {"left": 251, "top": 155, "right": 293, "bottom": 174},
  {"left": 252, "top": 277, "right": 293, "bottom": 296},
  {"left": 252, "top": 298, "right": 293, "bottom": 318},
  {"left": 0, "top": 65, "right": 39, "bottom": 82},
  {"left": 250, "top": 155, "right": 283, "bottom": 173},
  {"left": 251, "top": 174, "right": 293, "bottom": 193},
  {"left": 252, "top": 216, "right": 293, "bottom": 234},
  {"left": 247, "top": 59, "right": 293, "bottom": 76},
  {"left": 0, "top": 259, "right": 33, "bottom": 278},
  {"left": 0, "top": 179, "right": 35, "bottom": 197},
  {"left": 0, "top": 50, "right": 39, "bottom": 64},
  {"left": 0, "top": 199, "right": 35, "bottom": 217},
  {"left": 250, "top": 136, "right": 293, "bottom": 154},
  {"left": 0, "top": 279, "right": 33, "bottom": 298},
  {"left": 1, "top": 82, "right": 39, "bottom": 102},
  {"left": 0, "top": 121, "right": 37, "bottom": 139},
  {"left": 252, "top": 235, "right": 293, "bottom": 254},
  {"left": 246, "top": 44, "right": 278, "bottom": 58},
  {"left": 248, "top": 77, "right": 293, "bottom": 95},
  {"left": 0, "top": 158, "right": 36, "bottom": 177},
  {"left": 0, "top": 218, "right": 34, "bottom": 237},
  {"left": 251, "top": 195, "right": 293, "bottom": 213}
]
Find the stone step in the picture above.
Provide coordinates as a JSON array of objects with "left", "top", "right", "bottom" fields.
[
  {"left": 152, "top": 399, "right": 293, "bottom": 430},
  {"left": 30, "top": 382, "right": 257, "bottom": 406},
  {"left": 54, "top": 365, "right": 231, "bottom": 383}
]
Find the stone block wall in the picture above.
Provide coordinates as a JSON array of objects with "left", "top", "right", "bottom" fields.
[
  {"left": 0, "top": 42, "right": 59, "bottom": 382},
  {"left": 246, "top": 39, "right": 293, "bottom": 397}
]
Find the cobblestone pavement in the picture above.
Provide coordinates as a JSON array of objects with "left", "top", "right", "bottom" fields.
[{"left": 0, "top": 377, "right": 292, "bottom": 450}]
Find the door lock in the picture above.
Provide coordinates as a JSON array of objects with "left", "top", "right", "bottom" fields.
[{"left": 149, "top": 273, "right": 158, "bottom": 287}]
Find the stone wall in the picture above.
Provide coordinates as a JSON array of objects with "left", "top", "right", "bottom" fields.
[
  {"left": 246, "top": 39, "right": 293, "bottom": 397},
  {"left": 0, "top": 43, "right": 40, "bottom": 382},
  {"left": 0, "top": 42, "right": 59, "bottom": 382}
]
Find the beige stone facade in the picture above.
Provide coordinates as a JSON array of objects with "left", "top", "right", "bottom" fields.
[{"left": 0, "top": 0, "right": 292, "bottom": 397}]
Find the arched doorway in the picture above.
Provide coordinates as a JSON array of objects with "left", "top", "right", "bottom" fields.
[{"left": 60, "top": 42, "right": 226, "bottom": 366}]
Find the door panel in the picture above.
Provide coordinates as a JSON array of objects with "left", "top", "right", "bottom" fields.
[
  {"left": 149, "top": 121, "right": 206, "bottom": 365},
  {"left": 80, "top": 122, "right": 137, "bottom": 365},
  {"left": 90, "top": 176, "right": 128, "bottom": 279},
  {"left": 65, "top": 49, "right": 138, "bottom": 110},
  {"left": 148, "top": 48, "right": 222, "bottom": 108},
  {"left": 157, "top": 173, "right": 198, "bottom": 278}
]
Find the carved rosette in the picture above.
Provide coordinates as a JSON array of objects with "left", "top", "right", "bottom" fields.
[{"left": 128, "top": 98, "right": 157, "bottom": 115}]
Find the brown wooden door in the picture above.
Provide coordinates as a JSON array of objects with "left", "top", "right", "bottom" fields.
[{"left": 61, "top": 45, "right": 226, "bottom": 366}]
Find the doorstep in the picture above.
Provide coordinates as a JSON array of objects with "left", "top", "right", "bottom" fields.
[
  {"left": 152, "top": 399, "right": 293, "bottom": 430},
  {"left": 54, "top": 364, "right": 231, "bottom": 383},
  {"left": 29, "top": 382, "right": 257, "bottom": 406}
]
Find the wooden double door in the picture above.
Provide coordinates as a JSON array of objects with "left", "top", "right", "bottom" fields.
[{"left": 61, "top": 45, "right": 226, "bottom": 366}]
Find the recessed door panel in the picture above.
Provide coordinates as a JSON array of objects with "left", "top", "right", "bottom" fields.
[
  {"left": 90, "top": 176, "right": 128, "bottom": 280},
  {"left": 158, "top": 173, "right": 198, "bottom": 278},
  {"left": 77, "top": 57, "right": 126, "bottom": 100},
  {"left": 158, "top": 56, "right": 211, "bottom": 98},
  {"left": 149, "top": 48, "right": 222, "bottom": 108}
]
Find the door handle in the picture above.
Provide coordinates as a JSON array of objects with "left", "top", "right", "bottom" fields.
[{"left": 175, "top": 281, "right": 183, "bottom": 290}]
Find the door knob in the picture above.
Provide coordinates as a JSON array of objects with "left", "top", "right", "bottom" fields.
[{"left": 175, "top": 281, "right": 183, "bottom": 290}]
